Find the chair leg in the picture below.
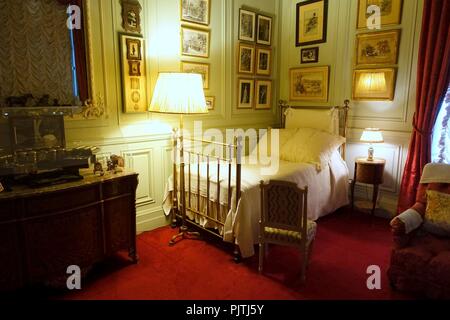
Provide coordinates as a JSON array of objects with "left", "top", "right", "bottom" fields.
[
  {"left": 300, "top": 249, "right": 308, "bottom": 283},
  {"left": 306, "top": 239, "right": 315, "bottom": 270},
  {"left": 258, "top": 242, "right": 264, "bottom": 273}
]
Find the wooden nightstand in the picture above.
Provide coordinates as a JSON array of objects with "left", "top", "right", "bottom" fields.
[{"left": 351, "top": 157, "right": 385, "bottom": 216}]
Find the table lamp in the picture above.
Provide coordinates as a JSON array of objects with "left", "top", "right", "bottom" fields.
[
  {"left": 360, "top": 128, "right": 384, "bottom": 161},
  {"left": 149, "top": 72, "right": 208, "bottom": 245}
]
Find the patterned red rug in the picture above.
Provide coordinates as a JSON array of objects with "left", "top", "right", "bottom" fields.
[{"left": 61, "top": 208, "right": 411, "bottom": 300}]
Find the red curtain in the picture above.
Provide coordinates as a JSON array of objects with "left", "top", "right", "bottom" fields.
[
  {"left": 57, "top": 0, "right": 89, "bottom": 102},
  {"left": 397, "top": 0, "right": 450, "bottom": 213}
]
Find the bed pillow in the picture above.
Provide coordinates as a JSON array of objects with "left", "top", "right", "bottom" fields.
[
  {"left": 285, "top": 108, "right": 338, "bottom": 134},
  {"left": 280, "top": 128, "right": 346, "bottom": 170},
  {"left": 250, "top": 128, "right": 299, "bottom": 158},
  {"left": 423, "top": 190, "right": 450, "bottom": 236}
]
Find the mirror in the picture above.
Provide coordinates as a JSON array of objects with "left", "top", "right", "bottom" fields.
[{"left": 0, "top": 0, "right": 103, "bottom": 118}]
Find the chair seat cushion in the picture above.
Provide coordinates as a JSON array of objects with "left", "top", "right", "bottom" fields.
[
  {"left": 264, "top": 220, "right": 317, "bottom": 245},
  {"left": 424, "top": 190, "right": 450, "bottom": 236}
]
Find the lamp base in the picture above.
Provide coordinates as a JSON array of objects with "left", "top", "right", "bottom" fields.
[
  {"left": 367, "top": 145, "right": 374, "bottom": 161},
  {"left": 169, "top": 225, "right": 201, "bottom": 246}
]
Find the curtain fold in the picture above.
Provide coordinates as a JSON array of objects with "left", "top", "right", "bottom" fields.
[{"left": 397, "top": 0, "right": 450, "bottom": 213}]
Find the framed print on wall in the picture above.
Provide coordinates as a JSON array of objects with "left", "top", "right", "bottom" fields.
[
  {"left": 238, "top": 43, "right": 255, "bottom": 74},
  {"left": 300, "top": 47, "right": 319, "bottom": 64},
  {"left": 121, "top": 0, "right": 142, "bottom": 34},
  {"left": 256, "top": 14, "right": 272, "bottom": 46},
  {"left": 238, "top": 9, "right": 256, "bottom": 42},
  {"left": 355, "top": 29, "right": 400, "bottom": 66},
  {"left": 255, "top": 80, "right": 272, "bottom": 110},
  {"left": 181, "top": 0, "right": 210, "bottom": 26},
  {"left": 205, "top": 96, "right": 215, "bottom": 110},
  {"left": 289, "top": 65, "right": 329, "bottom": 102},
  {"left": 237, "top": 78, "right": 254, "bottom": 109},
  {"left": 357, "top": 0, "right": 403, "bottom": 29},
  {"left": 119, "top": 33, "right": 147, "bottom": 113},
  {"left": 256, "top": 47, "right": 271, "bottom": 76},
  {"left": 181, "top": 26, "right": 210, "bottom": 58},
  {"left": 295, "top": 0, "right": 328, "bottom": 47},
  {"left": 352, "top": 68, "right": 397, "bottom": 101},
  {"left": 181, "top": 61, "right": 210, "bottom": 89}
]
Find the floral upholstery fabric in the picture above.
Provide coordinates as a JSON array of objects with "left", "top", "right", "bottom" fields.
[
  {"left": 264, "top": 220, "right": 317, "bottom": 245},
  {"left": 424, "top": 190, "right": 450, "bottom": 235}
]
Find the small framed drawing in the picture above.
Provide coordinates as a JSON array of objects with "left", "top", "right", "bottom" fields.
[
  {"left": 119, "top": 33, "right": 147, "bottom": 113},
  {"left": 301, "top": 47, "right": 319, "bottom": 64},
  {"left": 355, "top": 29, "right": 400, "bottom": 66},
  {"left": 181, "top": 0, "right": 210, "bottom": 26},
  {"left": 289, "top": 65, "right": 329, "bottom": 102},
  {"left": 181, "top": 61, "right": 210, "bottom": 89},
  {"left": 255, "top": 80, "right": 272, "bottom": 110},
  {"left": 239, "top": 9, "right": 256, "bottom": 42},
  {"left": 205, "top": 96, "right": 215, "bottom": 110},
  {"left": 181, "top": 26, "right": 210, "bottom": 58},
  {"left": 357, "top": 0, "right": 403, "bottom": 29},
  {"left": 126, "top": 38, "right": 142, "bottom": 60},
  {"left": 237, "top": 78, "right": 254, "bottom": 109},
  {"left": 238, "top": 43, "right": 255, "bottom": 74},
  {"left": 128, "top": 61, "right": 141, "bottom": 76},
  {"left": 352, "top": 68, "right": 396, "bottom": 101},
  {"left": 120, "top": 0, "right": 142, "bottom": 34},
  {"left": 256, "top": 14, "right": 272, "bottom": 46},
  {"left": 256, "top": 47, "right": 271, "bottom": 76},
  {"left": 296, "top": 0, "right": 328, "bottom": 47}
]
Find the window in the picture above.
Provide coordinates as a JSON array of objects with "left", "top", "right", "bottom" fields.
[{"left": 432, "top": 85, "right": 450, "bottom": 164}]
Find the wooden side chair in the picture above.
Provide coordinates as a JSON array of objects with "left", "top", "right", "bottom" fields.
[{"left": 259, "top": 180, "right": 317, "bottom": 283}]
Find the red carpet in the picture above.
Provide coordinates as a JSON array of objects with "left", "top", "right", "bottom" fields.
[{"left": 61, "top": 209, "right": 411, "bottom": 300}]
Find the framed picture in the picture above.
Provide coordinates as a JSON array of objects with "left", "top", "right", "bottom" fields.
[
  {"left": 357, "top": 0, "right": 403, "bottom": 29},
  {"left": 181, "top": 26, "right": 210, "bottom": 58},
  {"left": 181, "top": 0, "right": 210, "bottom": 26},
  {"left": 238, "top": 9, "right": 256, "bottom": 42},
  {"left": 352, "top": 68, "right": 396, "bottom": 101},
  {"left": 301, "top": 47, "right": 319, "bottom": 63},
  {"left": 237, "top": 78, "right": 254, "bottom": 109},
  {"left": 295, "top": 0, "right": 328, "bottom": 47},
  {"left": 355, "top": 29, "right": 400, "bottom": 66},
  {"left": 255, "top": 80, "right": 272, "bottom": 110},
  {"left": 238, "top": 43, "right": 255, "bottom": 74},
  {"left": 120, "top": 0, "right": 142, "bottom": 34},
  {"left": 126, "top": 38, "right": 142, "bottom": 60},
  {"left": 205, "top": 96, "right": 215, "bottom": 110},
  {"left": 128, "top": 61, "right": 141, "bottom": 76},
  {"left": 256, "top": 47, "right": 271, "bottom": 76},
  {"left": 119, "top": 33, "right": 147, "bottom": 113},
  {"left": 181, "top": 61, "right": 210, "bottom": 89},
  {"left": 289, "top": 65, "right": 329, "bottom": 102},
  {"left": 256, "top": 14, "right": 272, "bottom": 46}
]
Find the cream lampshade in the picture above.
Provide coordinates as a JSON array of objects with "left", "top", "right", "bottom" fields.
[
  {"left": 148, "top": 72, "right": 208, "bottom": 246},
  {"left": 360, "top": 128, "right": 384, "bottom": 161}
]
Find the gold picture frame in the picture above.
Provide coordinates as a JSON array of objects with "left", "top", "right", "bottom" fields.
[
  {"left": 237, "top": 78, "right": 254, "bottom": 109},
  {"left": 205, "top": 96, "right": 215, "bottom": 110},
  {"left": 256, "top": 47, "right": 271, "bottom": 76},
  {"left": 352, "top": 68, "right": 397, "bottom": 101},
  {"left": 120, "top": 0, "right": 142, "bottom": 34},
  {"left": 256, "top": 14, "right": 272, "bottom": 46},
  {"left": 295, "top": 0, "right": 328, "bottom": 47},
  {"left": 255, "top": 80, "right": 272, "bottom": 110},
  {"left": 289, "top": 66, "right": 329, "bottom": 102},
  {"left": 126, "top": 38, "right": 142, "bottom": 60},
  {"left": 356, "top": 29, "right": 400, "bottom": 66},
  {"left": 239, "top": 9, "right": 256, "bottom": 42},
  {"left": 181, "top": 61, "right": 210, "bottom": 89},
  {"left": 180, "top": 0, "right": 210, "bottom": 26},
  {"left": 357, "top": 0, "right": 403, "bottom": 29},
  {"left": 181, "top": 26, "right": 210, "bottom": 58},
  {"left": 119, "top": 33, "right": 147, "bottom": 113},
  {"left": 238, "top": 43, "right": 255, "bottom": 74}
]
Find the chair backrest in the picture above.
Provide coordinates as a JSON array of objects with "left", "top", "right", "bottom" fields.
[{"left": 259, "top": 180, "right": 308, "bottom": 234}]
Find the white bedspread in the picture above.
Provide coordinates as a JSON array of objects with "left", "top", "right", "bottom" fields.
[{"left": 162, "top": 150, "right": 349, "bottom": 258}]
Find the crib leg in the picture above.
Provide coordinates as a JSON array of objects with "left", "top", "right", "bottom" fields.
[{"left": 233, "top": 245, "right": 242, "bottom": 263}]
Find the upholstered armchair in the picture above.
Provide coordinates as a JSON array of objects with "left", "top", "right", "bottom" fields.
[
  {"left": 258, "top": 180, "right": 316, "bottom": 283},
  {"left": 388, "top": 163, "right": 450, "bottom": 299}
]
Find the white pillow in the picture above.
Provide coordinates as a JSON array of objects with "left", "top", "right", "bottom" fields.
[
  {"left": 285, "top": 108, "right": 338, "bottom": 134},
  {"left": 280, "top": 128, "right": 346, "bottom": 170},
  {"left": 250, "top": 128, "right": 298, "bottom": 158}
]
